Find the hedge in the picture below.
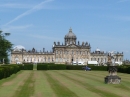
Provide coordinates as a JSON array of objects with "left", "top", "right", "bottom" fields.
[
  {"left": 0, "top": 64, "right": 34, "bottom": 80},
  {"left": 117, "top": 66, "right": 130, "bottom": 74},
  {"left": 0, "top": 68, "right": 4, "bottom": 79},
  {"left": 22, "top": 64, "right": 33, "bottom": 70},
  {"left": 0, "top": 65, "right": 21, "bottom": 80},
  {"left": 88, "top": 66, "right": 108, "bottom": 71},
  {"left": 37, "top": 64, "right": 66, "bottom": 70},
  {"left": 37, "top": 64, "right": 109, "bottom": 71},
  {"left": 48, "top": 65, "right": 66, "bottom": 70},
  {"left": 66, "top": 65, "right": 83, "bottom": 70},
  {"left": 37, "top": 64, "right": 48, "bottom": 70}
]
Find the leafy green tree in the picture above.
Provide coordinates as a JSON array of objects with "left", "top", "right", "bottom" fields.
[{"left": 0, "top": 30, "right": 13, "bottom": 64}]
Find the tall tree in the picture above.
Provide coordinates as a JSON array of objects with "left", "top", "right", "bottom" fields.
[{"left": 0, "top": 30, "right": 13, "bottom": 64}]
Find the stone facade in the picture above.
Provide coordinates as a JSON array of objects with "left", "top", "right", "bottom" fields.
[{"left": 11, "top": 28, "right": 123, "bottom": 65}]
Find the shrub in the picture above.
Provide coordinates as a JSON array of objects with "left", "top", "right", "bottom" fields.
[
  {"left": 48, "top": 65, "right": 66, "bottom": 70},
  {"left": 66, "top": 65, "right": 84, "bottom": 70},
  {"left": 0, "top": 64, "right": 22, "bottom": 79},
  {"left": 37, "top": 64, "right": 48, "bottom": 70},
  {"left": 37, "top": 64, "right": 66, "bottom": 70},
  {"left": 22, "top": 64, "right": 33, "bottom": 70},
  {"left": 88, "top": 66, "right": 108, "bottom": 71},
  {"left": 127, "top": 67, "right": 130, "bottom": 74},
  {"left": 0, "top": 68, "right": 4, "bottom": 79},
  {"left": 117, "top": 66, "right": 130, "bottom": 74}
]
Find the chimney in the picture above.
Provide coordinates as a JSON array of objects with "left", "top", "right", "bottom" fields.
[
  {"left": 78, "top": 41, "right": 80, "bottom": 45},
  {"left": 43, "top": 48, "right": 45, "bottom": 52}
]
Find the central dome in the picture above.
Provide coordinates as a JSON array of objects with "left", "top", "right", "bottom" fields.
[{"left": 65, "top": 28, "right": 76, "bottom": 38}]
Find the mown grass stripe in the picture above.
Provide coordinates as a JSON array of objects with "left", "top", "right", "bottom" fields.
[
  {"left": 48, "top": 70, "right": 102, "bottom": 97},
  {"left": 44, "top": 71, "right": 79, "bottom": 97},
  {"left": 70, "top": 70, "right": 130, "bottom": 92},
  {"left": 0, "top": 71, "right": 31, "bottom": 97},
  {"left": 33, "top": 71, "right": 57, "bottom": 97},
  {"left": 65, "top": 70, "right": 105, "bottom": 86},
  {"left": 70, "top": 71, "right": 104, "bottom": 82},
  {"left": 13, "top": 71, "right": 35, "bottom": 97},
  {"left": 76, "top": 71, "right": 107, "bottom": 77},
  {"left": 0, "top": 71, "right": 23, "bottom": 86},
  {"left": 76, "top": 71, "right": 130, "bottom": 91},
  {"left": 56, "top": 70, "right": 122, "bottom": 97}
]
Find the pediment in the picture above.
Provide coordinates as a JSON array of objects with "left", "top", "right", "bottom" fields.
[{"left": 66, "top": 44, "right": 79, "bottom": 48}]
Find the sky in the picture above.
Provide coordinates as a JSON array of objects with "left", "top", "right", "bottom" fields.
[{"left": 0, "top": 0, "right": 130, "bottom": 60}]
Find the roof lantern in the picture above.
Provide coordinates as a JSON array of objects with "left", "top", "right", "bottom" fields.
[{"left": 65, "top": 27, "right": 77, "bottom": 38}]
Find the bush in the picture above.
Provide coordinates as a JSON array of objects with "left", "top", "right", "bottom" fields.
[
  {"left": 48, "top": 65, "right": 66, "bottom": 70},
  {"left": 37, "top": 64, "right": 66, "bottom": 70},
  {"left": 22, "top": 64, "right": 33, "bottom": 70},
  {"left": 0, "top": 66, "right": 11, "bottom": 78},
  {"left": 0, "top": 64, "right": 22, "bottom": 80},
  {"left": 88, "top": 66, "right": 108, "bottom": 71},
  {"left": 127, "top": 67, "right": 130, "bottom": 74},
  {"left": 37, "top": 64, "right": 48, "bottom": 70},
  {"left": 117, "top": 66, "right": 130, "bottom": 74},
  {"left": 37, "top": 64, "right": 109, "bottom": 71},
  {"left": 66, "top": 65, "right": 83, "bottom": 70},
  {"left": 0, "top": 68, "right": 4, "bottom": 79}
]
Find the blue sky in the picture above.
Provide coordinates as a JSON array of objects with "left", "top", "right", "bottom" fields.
[{"left": 0, "top": 0, "right": 130, "bottom": 60}]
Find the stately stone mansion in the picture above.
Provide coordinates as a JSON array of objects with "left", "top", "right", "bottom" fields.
[{"left": 11, "top": 28, "right": 123, "bottom": 65}]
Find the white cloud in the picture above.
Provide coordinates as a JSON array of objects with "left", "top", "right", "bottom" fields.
[
  {"left": 29, "top": 34, "right": 62, "bottom": 41},
  {"left": 0, "top": 3, "right": 33, "bottom": 9},
  {"left": 4, "top": 0, "right": 54, "bottom": 26},
  {"left": 2, "top": 24, "right": 33, "bottom": 32}
]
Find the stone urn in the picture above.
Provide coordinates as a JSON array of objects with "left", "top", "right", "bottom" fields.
[{"left": 104, "top": 66, "right": 121, "bottom": 84}]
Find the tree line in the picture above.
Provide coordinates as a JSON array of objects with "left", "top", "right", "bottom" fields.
[{"left": 0, "top": 30, "right": 12, "bottom": 64}]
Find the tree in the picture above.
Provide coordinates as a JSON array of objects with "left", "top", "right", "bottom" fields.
[{"left": 0, "top": 30, "right": 13, "bottom": 64}]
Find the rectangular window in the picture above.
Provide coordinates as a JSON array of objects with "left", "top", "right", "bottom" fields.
[{"left": 80, "top": 51, "right": 82, "bottom": 54}]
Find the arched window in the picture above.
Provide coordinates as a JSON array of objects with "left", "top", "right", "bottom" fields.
[
  {"left": 48, "top": 57, "right": 50, "bottom": 62},
  {"left": 98, "top": 58, "right": 99, "bottom": 62},
  {"left": 52, "top": 57, "right": 53, "bottom": 62},
  {"left": 45, "top": 57, "right": 46, "bottom": 62},
  {"left": 77, "top": 51, "right": 78, "bottom": 54},
  {"left": 56, "top": 50, "right": 58, "bottom": 54},
  {"left": 60, "top": 58, "right": 62, "bottom": 62},
  {"left": 15, "top": 57, "right": 19, "bottom": 63},
  {"left": 66, "top": 51, "right": 67, "bottom": 54},
  {"left": 86, "top": 51, "right": 88, "bottom": 55},
  {"left": 55, "top": 57, "right": 58, "bottom": 62},
  {"left": 80, "top": 51, "right": 82, "bottom": 54},
  {"left": 41, "top": 58, "right": 42, "bottom": 62}
]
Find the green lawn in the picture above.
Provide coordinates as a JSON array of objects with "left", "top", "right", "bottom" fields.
[{"left": 0, "top": 70, "right": 130, "bottom": 97}]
